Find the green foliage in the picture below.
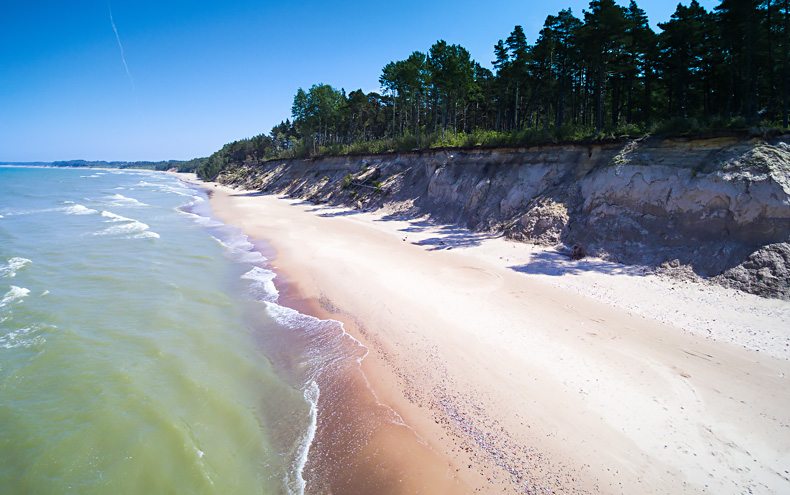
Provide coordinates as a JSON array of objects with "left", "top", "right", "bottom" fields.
[
  {"left": 48, "top": 158, "right": 206, "bottom": 173},
  {"left": 197, "top": 0, "right": 790, "bottom": 180}
]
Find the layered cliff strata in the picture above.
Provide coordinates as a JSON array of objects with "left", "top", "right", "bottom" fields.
[{"left": 217, "top": 135, "right": 790, "bottom": 299}]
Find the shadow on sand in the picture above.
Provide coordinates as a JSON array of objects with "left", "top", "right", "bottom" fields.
[
  {"left": 372, "top": 213, "right": 501, "bottom": 251},
  {"left": 508, "top": 250, "right": 645, "bottom": 277}
]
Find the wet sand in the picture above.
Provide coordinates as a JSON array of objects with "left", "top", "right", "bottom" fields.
[{"left": 187, "top": 175, "right": 790, "bottom": 494}]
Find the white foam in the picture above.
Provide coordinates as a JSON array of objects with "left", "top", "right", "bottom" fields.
[
  {"left": 179, "top": 210, "right": 223, "bottom": 227},
  {"left": 101, "top": 211, "right": 134, "bottom": 222},
  {"left": 133, "top": 231, "right": 160, "bottom": 239},
  {"left": 99, "top": 211, "right": 158, "bottom": 237},
  {"left": 0, "top": 215, "right": 5, "bottom": 218},
  {"left": 1, "top": 207, "right": 57, "bottom": 217},
  {"left": 137, "top": 180, "right": 197, "bottom": 198},
  {"left": 104, "top": 193, "right": 147, "bottom": 206},
  {"left": 241, "top": 267, "right": 279, "bottom": 302},
  {"left": 287, "top": 380, "right": 319, "bottom": 495},
  {"left": 1, "top": 286, "right": 30, "bottom": 308},
  {"left": 0, "top": 326, "right": 42, "bottom": 349},
  {"left": 62, "top": 204, "right": 98, "bottom": 215},
  {"left": 99, "top": 220, "right": 151, "bottom": 236},
  {"left": 216, "top": 234, "right": 267, "bottom": 264},
  {"left": 0, "top": 257, "right": 31, "bottom": 278},
  {"left": 94, "top": 213, "right": 159, "bottom": 239}
]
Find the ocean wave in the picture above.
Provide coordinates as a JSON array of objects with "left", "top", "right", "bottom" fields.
[
  {"left": 2, "top": 207, "right": 60, "bottom": 217},
  {"left": 104, "top": 193, "right": 148, "bottom": 206},
  {"left": 133, "top": 231, "right": 161, "bottom": 239},
  {"left": 97, "top": 220, "right": 150, "bottom": 235},
  {"left": 62, "top": 204, "right": 98, "bottom": 215},
  {"left": 182, "top": 196, "right": 206, "bottom": 209},
  {"left": 179, "top": 210, "right": 223, "bottom": 227},
  {"left": 94, "top": 210, "right": 160, "bottom": 239},
  {"left": 241, "top": 267, "right": 279, "bottom": 302},
  {"left": 101, "top": 211, "right": 134, "bottom": 222},
  {"left": 215, "top": 234, "right": 267, "bottom": 264},
  {"left": 287, "top": 380, "right": 319, "bottom": 495},
  {"left": 0, "top": 257, "right": 32, "bottom": 278},
  {"left": 0, "top": 286, "right": 30, "bottom": 308},
  {"left": 164, "top": 186, "right": 197, "bottom": 197},
  {"left": 137, "top": 181, "right": 196, "bottom": 198},
  {"left": 94, "top": 219, "right": 157, "bottom": 238},
  {"left": 0, "top": 326, "right": 44, "bottom": 350}
]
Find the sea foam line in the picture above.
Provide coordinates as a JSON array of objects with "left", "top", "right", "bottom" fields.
[
  {"left": 137, "top": 180, "right": 196, "bottom": 197},
  {"left": 94, "top": 212, "right": 160, "bottom": 239},
  {"left": 241, "top": 267, "right": 278, "bottom": 303},
  {"left": 101, "top": 211, "right": 134, "bottom": 222},
  {"left": 287, "top": 380, "right": 319, "bottom": 495},
  {"left": 0, "top": 258, "right": 31, "bottom": 278},
  {"left": 1, "top": 286, "right": 30, "bottom": 308},
  {"left": 104, "top": 193, "right": 148, "bottom": 206},
  {"left": 0, "top": 326, "right": 34, "bottom": 349},
  {"left": 62, "top": 204, "right": 99, "bottom": 215},
  {"left": 214, "top": 234, "right": 267, "bottom": 265},
  {"left": 179, "top": 210, "right": 223, "bottom": 227}
]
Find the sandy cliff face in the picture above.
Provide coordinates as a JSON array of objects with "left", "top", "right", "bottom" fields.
[{"left": 217, "top": 136, "right": 790, "bottom": 299}]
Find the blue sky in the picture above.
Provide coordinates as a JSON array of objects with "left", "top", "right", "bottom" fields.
[{"left": 1, "top": 0, "right": 720, "bottom": 162}]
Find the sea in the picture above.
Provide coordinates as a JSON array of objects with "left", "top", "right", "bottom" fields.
[{"left": 0, "top": 166, "right": 390, "bottom": 494}]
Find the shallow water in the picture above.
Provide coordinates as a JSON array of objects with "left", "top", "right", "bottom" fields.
[
  {"left": 0, "top": 166, "right": 460, "bottom": 495},
  {"left": 0, "top": 167, "right": 313, "bottom": 494}
]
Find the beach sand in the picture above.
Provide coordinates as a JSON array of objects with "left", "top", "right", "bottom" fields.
[{"left": 186, "top": 174, "right": 790, "bottom": 494}]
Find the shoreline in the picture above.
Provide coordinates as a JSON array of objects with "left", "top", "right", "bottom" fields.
[
  {"left": 179, "top": 173, "right": 790, "bottom": 494},
  {"left": 183, "top": 175, "right": 477, "bottom": 492}
]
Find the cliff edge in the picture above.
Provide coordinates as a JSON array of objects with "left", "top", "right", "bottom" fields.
[{"left": 216, "top": 135, "right": 790, "bottom": 299}]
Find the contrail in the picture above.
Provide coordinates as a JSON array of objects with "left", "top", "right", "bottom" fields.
[{"left": 108, "top": 3, "right": 135, "bottom": 93}]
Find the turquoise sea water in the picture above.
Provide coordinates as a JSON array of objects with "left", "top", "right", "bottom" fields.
[{"left": 0, "top": 167, "right": 328, "bottom": 494}]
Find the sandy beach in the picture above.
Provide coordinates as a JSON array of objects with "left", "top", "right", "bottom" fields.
[{"left": 188, "top": 174, "right": 790, "bottom": 494}]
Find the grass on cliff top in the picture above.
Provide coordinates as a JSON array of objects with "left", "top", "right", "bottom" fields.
[{"left": 279, "top": 117, "right": 787, "bottom": 160}]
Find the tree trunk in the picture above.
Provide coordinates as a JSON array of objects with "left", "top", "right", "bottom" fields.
[
  {"left": 595, "top": 60, "right": 605, "bottom": 132},
  {"left": 556, "top": 74, "right": 566, "bottom": 128},
  {"left": 745, "top": 5, "right": 755, "bottom": 125},
  {"left": 784, "top": 0, "right": 789, "bottom": 127},
  {"left": 392, "top": 94, "right": 396, "bottom": 139},
  {"left": 514, "top": 80, "right": 519, "bottom": 130},
  {"left": 611, "top": 76, "right": 620, "bottom": 127}
]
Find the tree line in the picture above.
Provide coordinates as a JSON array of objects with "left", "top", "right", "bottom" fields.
[
  {"left": 47, "top": 159, "right": 205, "bottom": 173},
  {"left": 199, "top": 0, "right": 790, "bottom": 180}
]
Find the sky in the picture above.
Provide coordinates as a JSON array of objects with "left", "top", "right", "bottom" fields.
[{"left": 0, "top": 0, "right": 721, "bottom": 162}]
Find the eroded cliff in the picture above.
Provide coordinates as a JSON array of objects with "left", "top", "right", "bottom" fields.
[{"left": 217, "top": 135, "right": 790, "bottom": 299}]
